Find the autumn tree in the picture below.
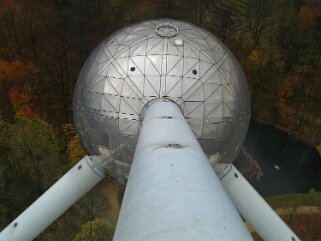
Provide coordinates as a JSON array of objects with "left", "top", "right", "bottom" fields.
[
  {"left": 0, "top": 59, "right": 39, "bottom": 121},
  {"left": 193, "top": 0, "right": 211, "bottom": 26},
  {"left": 276, "top": 65, "right": 321, "bottom": 144},
  {"left": 209, "top": 0, "right": 243, "bottom": 42},
  {"left": 238, "top": 0, "right": 277, "bottom": 48},
  {"left": 67, "top": 135, "right": 85, "bottom": 165}
]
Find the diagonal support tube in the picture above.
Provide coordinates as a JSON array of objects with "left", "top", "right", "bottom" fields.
[
  {"left": 220, "top": 165, "right": 301, "bottom": 241},
  {"left": 112, "top": 99, "right": 253, "bottom": 241},
  {"left": 0, "top": 156, "right": 103, "bottom": 241},
  {"left": 0, "top": 99, "right": 300, "bottom": 241}
]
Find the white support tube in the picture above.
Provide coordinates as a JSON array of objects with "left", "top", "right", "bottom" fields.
[
  {"left": 220, "top": 165, "right": 300, "bottom": 241},
  {"left": 113, "top": 100, "right": 253, "bottom": 241},
  {"left": 0, "top": 156, "right": 103, "bottom": 241}
]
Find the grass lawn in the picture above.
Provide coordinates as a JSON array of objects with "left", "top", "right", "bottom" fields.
[
  {"left": 266, "top": 193, "right": 321, "bottom": 208},
  {"left": 252, "top": 193, "right": 321, "bottom": 241}
]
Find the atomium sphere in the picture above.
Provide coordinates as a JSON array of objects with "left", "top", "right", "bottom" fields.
[{"left": 73, "top": 19, "right": 250, "bottom": 183}]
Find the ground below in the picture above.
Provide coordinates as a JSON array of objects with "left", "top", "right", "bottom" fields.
[{"left": 250, "top": 193, "right": 321, "bottom": 241}]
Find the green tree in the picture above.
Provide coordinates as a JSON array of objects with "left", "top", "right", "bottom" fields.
[
  {"left": 245, "top": 0, "right": 277, "bottom": 47},
  {"left": 72, "top": 218, "right": 115, "bottom": 241},
  {"left": 75, "top": 186, "right": 111, "bottom": 222},
  {"left": 317, "top": 142, "right": 321, "bottom": 156},
  {"left": 0, "top": 118, "right": 65, "bottom": 224}
]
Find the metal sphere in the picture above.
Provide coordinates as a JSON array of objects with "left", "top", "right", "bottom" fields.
[{"left": 73, "top": 19, "right": 250, "bottom": 183}]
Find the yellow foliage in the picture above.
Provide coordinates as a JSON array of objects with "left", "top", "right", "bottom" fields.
[
  {"left": 62, "top": 123, "right": 77, "bottom": 140},
  {"left": 248, "top": 50, "right": 261, "bottom": 65},
  {"left": 72, "top": 218, "right": 115, "bottom": 241},
  {"left": 317, "top": 143, "right": 321, "bottom": 157},
  {"left": 248, "top": 49, "right": 269, "bottom": 66},
  {"left": 67, "top": 135, "right": 85, "bottom": 165}
]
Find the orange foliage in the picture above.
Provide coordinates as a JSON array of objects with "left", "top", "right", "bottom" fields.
[
  {"left": 299, "top": 6, "right": 321, "bottom": 26},
  {"left": 0, "top": 0, "right": 13, "bottom": 15},
  {"left": 0, "top": 59, "right": 25, "bottom": 80},
  {"left": 239, "top": 146, "right": 263, "bottom": 181},
  {"left": 0, "top": 59, "right": 39, "bottom": 118},
  {"left": 67, "top": 135, "right": 85, "bottom": 165},
  {"left": 9, "top": 87, "right": 37, "bottom": 118}
]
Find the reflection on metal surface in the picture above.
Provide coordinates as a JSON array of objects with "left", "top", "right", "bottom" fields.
[{"left": 73, "top": 19, "right": 250, "bottom": 183}]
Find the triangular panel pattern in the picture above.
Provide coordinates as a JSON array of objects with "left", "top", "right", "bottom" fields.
[{"left": 74, "top": 19, "right": 251, "bottom": 181}]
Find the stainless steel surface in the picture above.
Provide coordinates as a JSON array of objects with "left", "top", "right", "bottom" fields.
[{"left": 73, "top": 19, "right": 251, "bottom": 183}]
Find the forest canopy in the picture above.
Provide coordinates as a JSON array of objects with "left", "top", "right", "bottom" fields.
[
  {"left": 0, "top": 0, "right": 320, "bottom": 146},
  {"left": 0, "top": 0, "right": 320, "bottom": 240}
]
